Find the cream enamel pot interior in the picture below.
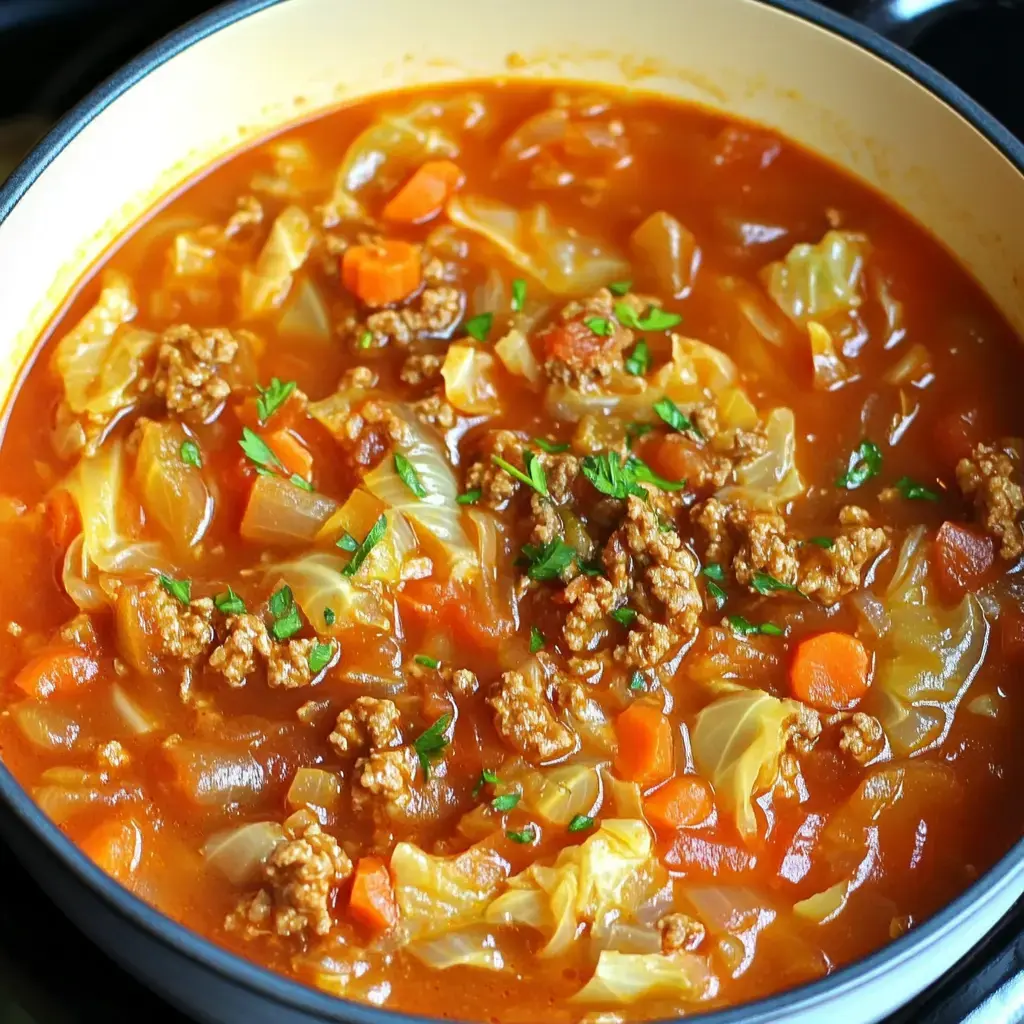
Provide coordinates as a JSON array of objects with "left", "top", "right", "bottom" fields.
[{"left": 0, "top": 1, "right": 1022, "bottom": 1023}]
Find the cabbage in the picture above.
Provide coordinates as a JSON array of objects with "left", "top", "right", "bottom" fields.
[
  {"left": 486, "top": 820, "right": 657, "bottom": 958},
  {"left": 691, "top": 689, "right": 805, "bottom": 839},
  {"left": 111, "top": 684, "right": 159, "bottom": 735},
  {"left": 318, "top": 495, "right": 419, "bottom": 584},
  {"left": 572, "top": 951, "right": 712, "bottom": 1006},
  {"left": 466, "top": 509, "right": 517, "bottom": 636},
  {"left": 240, "top": 475, "right": 338, "bottom": 547},
  {"left": 278, "top": 277, "right": 330, "bottom": 341},
  {"left": 864, "top": 527, "right": 988, "bottom": 755},
  {"left": 761, "top": 230, "right": 869, "bottom": 326},
  {"left": 441, "top": 343, "right": 501, "bottom": 414},
  {"left": 494, "top": 328, "right": 542, "bottom": 385},
  {"left": 390, "top": 840, "right": 509, "bottom": 942},
  {"left": 448, "top": 195, "right": 629, "bottom": 295},
  {"left": 362, "top": 406, "right": 477, "bottom": 580},
  {"left": 270, "top": 552, "right": 393, "bottom": 634},
  {"left": 203, "top": 822, "right": 286, "bottom": 885},
  {"left": 408, "top": 927, "right": 505, "bottom": 971},
  {"left": 631, "top": 211, "right": 701, "bottom": 300},
  {"left": 520, "top": 763, "right": 603, "bottom": 826},
  {"left": 239, "top": 205, "right": 314, "bottom": 318},
  {"left": 134, "top": 419, "right": 213, "bottom": 556},
  {"left": 719, "top": 407, "right": 804, "bottom": 507},
  {"left": 808, "top": 321, "right": 851, "bottom": 391},
  {"left": 286, "top": 768, "right": 342, "bottom": 822},
  {"left": 793, "top": 881, "right": 851, "bottom": 925}
]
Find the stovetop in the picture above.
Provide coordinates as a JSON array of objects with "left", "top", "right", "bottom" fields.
[{"left": 0, "top": 0, "right": 1022, "bottom": 1021}]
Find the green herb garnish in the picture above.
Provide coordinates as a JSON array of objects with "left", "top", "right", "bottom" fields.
[
  {"left": 308, "top": 641, "right": 334, "bottom": 675},
  {"left": 629, "top": 456, "right": 687, "bottom": 492},
  {"left": 702, "top": 563, "right": 726, "bottom": 582},
  {"left": 394, "top": 452, "right": 428, "bottom": 499},
  {"left": 336, "top": 532, "right": 359, "bottom": 552},
  {"left": 809, "top": 536, "right": 835, "bottom": 550},
  {"left": 521, "top": 539, "right": 577, "bottom": 581},
  {"left": 323, "top": 608, "right": 336, "bottom": 627},
  {"left": 624, "top": 340, "right": 651, "bottom": 377},
  {"left": 653, "top": 397, "right": 704, "bottom": 439},
  {"left": 836, "top": 440, "right": 883, "bottom": 490},
  {"left": 472, "top": 768, "right": 500, "bottom": 799},
  {"left": 585, "top": 316, "right": 613, "bottom": 337},
  {"left": 358, "top": 330, "right": 373, "bottom": 349},
  {"left": 239, "top": 427, "right": 284, "bottom": 473},
  {"left": 511, "top": 278, "right": 527, "bottom": 313},
  {"left": 180, "top": 439, "right": 202, "bottom": 468},
  {"left": 625, "top": 422, "right": 654, "bottom": 449},
  {"left": 578, "top": 558, "right": 605, "bottom": 577},
  {"left": 491, "top": 793, "right": 521, "bottom": 812},
  {"left": 464, "top": 312, "right": 493, "bottom": 342},
  {"left": 608, "top": 280, "right": 633, "bottom": 297},
  {"left": 532, "top": 437, "right": 569, "bottom": 454},
  {"left": 505, "top": 825, "right": 537, "bottom": 845},
  {"left": 415, "top": 654, "right": 440, "bottom": 669},
  {"left": 214, "top": 587, "right": 245, "bottom": 616},
  {"left": 706, "top": 580, "right": 727, "bottom": 609},
  {"left": 159, "top": 575, "right": 191, "bottom": 607},
  {"left": 611, "top": 607, "right": 637, "bottom": 627},
  {"left": 728, "top": 614, "right": 784, "bottom": 638},
  {"left": 751, "top": 571, "right": 801, "bottom": 596},
  {"left": 268, "top": 585, "right": 302, "bottom": 640},
  {"left": 414, "top": 713, "right": 452, "bottom": 780},
  {"left": 629, "top": 672, "right": 645, "bottom": 691},
  {"left": 340, "top": 514, "right": 387, "bottom": 578},
  {"left": 615, "top": 302, "right": 682, "bottom": 333},
  {"left": 568, "top": 814, "right": 594, "bottom": 833},
  {"left": 255, "top": 377, "right": 296, "bottom": 425},
  {"left": 492, "top": 451, "right": 548, "bottom": 496},
  {"left": 457, "top": 488, "right": 482, "bottom": 506},
  {"left": 580, "top": 452, "right": 647, "bottom": 500},
  {"left": 896, "top": 476, "right": 940, "bottom": 502},
  {"left": 530, "top": 626, "right": 545, "bottom": 653}
]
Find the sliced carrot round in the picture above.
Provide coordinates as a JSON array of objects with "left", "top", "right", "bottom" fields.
[
  {"left": 382, "top": 160, "right": 465, "bottom": 224},
  {"left": 643, "top": 775, "right": 714, "bottom": 831},
  {"left": 341, "top": 240, "right": 421, "bottom": 308},
  {"left": 614, "top": 703, "right": 674, "bottom": 790},
  {"left": 790, "top": 631, "right": 870, "bottom": 710},
  {"left": 349, "top": 856, "right": 399, "bottom": 933}
]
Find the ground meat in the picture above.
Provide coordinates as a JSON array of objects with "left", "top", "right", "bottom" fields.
[
  {"left": 226, "top": 812, "right": 352, "bottom": 939},
  {"left": 786, "top": 704, "right": 823, "bottom": 756},
  {"left": 400, "top": 353, "right": 444, "bottom": 386},
  {"left": 562, "top": 574, "right": 619, "bottom": 652},
  {"left": 488, "top": 670, "right": 575, "bottom": 762},
  {"left": 659, "top": 913, "right": 705, "bottom": 953},
  {"left": 334, "top": 397, "right": 416, "bottom": 468},
  {"left": 839, "top": 712, "right": 884, "bottom": 763},
  {"left": 340, "top": 366, "right": 378, "bottom": 390},
  {"left": 731, "top": 509, "right": 800, "bottom": 589},
  {"left": 138, "top": 581, "right": 215, "bottom": 661},
  {"left": 355, "top": 285, "right": 464, "bottom": 348},
  {"left": 798, "top": 515, "right": 889, "bottom": 605},
  {"left": 208, "top": 613, "right": 271, "bottom": 687},
  {"left": 411, "top": 392, "right": 457, "bottom": 430},
  {"left": 692, "top": 498, "right": 731, "bottom": 563},
  {"left": 329, "top": 697, "right": 402, "bottom": 756},
  {"left": 352, "top": 746, "right": 420, "bottom": 821},
  {"left": 450, "top": 668, "right": 480, "bottom": 698},
  {"left": 464, "top": 429, "right": 527, "bottom": 509},
  {"left": 616, "top": 616, "right": 676, "bottom": 669},
  {"left": 152, "top": 325, "right": 246, "bottom": 421},
  {"left": 529, "top": 493, "right": 563, "bottom": 546},
  {"left": 267, "top": 638, "right": 332, "bottom": 689},
  {"left": 59, "top": 613, "right": 98, "bottom": 648},
  {"left": 957, "top": 442, "right": 1024, "bottom": 559}
]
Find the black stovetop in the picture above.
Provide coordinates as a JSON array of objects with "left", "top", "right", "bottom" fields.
[{"left": 0, "top": 1, "right": 1021, "bottom": 1021}]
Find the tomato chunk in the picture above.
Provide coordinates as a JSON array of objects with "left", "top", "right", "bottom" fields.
[{"left": 932, "top": 520, "right": 995, "bottom": 602}]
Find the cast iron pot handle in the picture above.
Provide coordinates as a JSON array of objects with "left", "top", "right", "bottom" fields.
[{"left": 848, "top": 0, "right": 1019, "bottom": 47}]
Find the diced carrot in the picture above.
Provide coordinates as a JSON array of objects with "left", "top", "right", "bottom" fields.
[
  {"left": 933, "top": 520, "right": 995, "bottom": 603},
  {"left": 382, "top": 160, "right": 465, "bottom": 224},
  {"left": 614, "top": 703, "right": 674, "bottom": 790},
  {"left": 264, "top": 429, "right": 313, "bottom": 482},
  {"left": 644, "top": 775, "right": 714, "bottom": 831},
  {"left": 398, "top": 580, "right": 509, "bottom": 650},
  {"left": 639, "top": 435, "right": 703, "bottom": 486},
  {"left": 12, "top": 647, "right": 100, "bottom": 699},
  {"left": 341, "top": 239, "right": 421, "bottom": 307},
  {"left": 348, "top": 856, "right": 399, "bottom": 933},
  {"left": 80, "top": 816, "right": 143, "bottom": 885},
  {"left": 790, "top": 632, "right": 870, "bottom": 710},
  {"left": 44, "top": 488, "right": 80, "bottom": 551},
  {"left": 1000, "top": 610, "right": 1024, "bottom": 661}
]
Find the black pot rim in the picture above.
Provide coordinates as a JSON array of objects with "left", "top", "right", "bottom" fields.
[{"left": 0, "top": 1, "right": 1021, "bottom": 1022}]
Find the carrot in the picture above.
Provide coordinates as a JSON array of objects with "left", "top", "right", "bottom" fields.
[
  {"left": 933, "top": 520, "right": 995, "bottom": 603},
  {"left": 80, "top": 816, "right": 143, "bottom": 885},
  {"left": 790, "top": 632, "right": 870, "bottom": 709},
  {"left": 644, "top": 775, "right": 714, "bottom": 831},
  {"left": 264, "top": 429, "right": 313, "bottom": 482},
  {"left": 341, "top": 239, "right": 421, "bottom": 307},
  {"left": 348, "top": 856, "right": 399, "bottom": 933},
  {"left": 13, "top": 647, "right": 100, "bottom": 699},
  {"left": 44, "top": 488, "right": 80, "bottom": 551},
  {"left": 382, "top": 160, "right": 465, "bottom": 224},
  {"left": 614, "top": 703, "right": 674, "bottom": 790}
]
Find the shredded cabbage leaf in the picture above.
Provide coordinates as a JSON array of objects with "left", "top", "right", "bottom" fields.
[
  {"left": 407, "top": 927, "right": 505, "bottom": 972},
  {"left": 719, "top": 407, "right": 804, "bottom": 507},
  {"left": 572, "top": 950, "right": 713, "bottom": 1006},
  {"left": 239, "top": 205, "right": 315, "bottom": 318},
  {"left": 441, "top": 343, "right": 501, "bottom": 414}
]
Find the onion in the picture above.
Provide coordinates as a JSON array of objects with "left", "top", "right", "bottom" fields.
[
  {"left": 590, "top": 917, "right": 662, "bottom": 957},
  {"left": 850, "top": 590, "right": 890, "bottom": 638},
  {"left": 278, "top": 277, "right": 330, "bottom": 341},
  {"left": 12, "top": 702, "right": 82, "bottom": 752},
  {"left": 631, "top": 210, "right": 701, "bottom": 299},
  {"left": 494, "top": 329, "right": 541, "bottom": 385},
  {"left": 287, "top": 768, "right": 342, "bottom": 821},
  {"left": 239, "top": 205, "right": 314, "bottom": 318},
  {"left": 466, "top": 509, "right": 518, "bottom": 637},
  {"left": 111, "top": 683, "right": 158, "bottom": 735},
  {"left": 240, "top": 475, "right": 337, "bottom": 547},
  {"left": 521, "top": 763, "right": 602, "bottom": 826},
  {"left": 203, "top": 821, "right": 286, "bottom": 885},
  {"left": 883, "top": 342, "right": 933, "bottom": 387},
  {"left": 163, "top": 741, "right": 267, "bottom": 807},
  {"left": 808, "top": 321, "right": 851, "bottom": 391},
  {"left": 62, "top": 535, "right": 108, "bottom": 612},
  {"left": 601, "top": 769, "right": 645, "bottom": 820},
  {"left": 967, "top": 693, "right": 1000, "bottom": 718}
]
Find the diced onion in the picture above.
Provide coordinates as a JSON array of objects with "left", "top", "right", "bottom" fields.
[
  {"left": 12, "top": 701, "right": 82, "bottom": 752},
  {"left": 111, "top": 683, "right": 158, "bottom": 735},
  {"left": 441, "top": 344, "right": 501, "bottom": 415},
  {"left": 630, "top": 211, "right": 701, "bottom": 299},
  {"left": 287, "top": 768, "right": 342, "bottom": 822},
  {"left": 494, "top": 329, "right": 541, "bottom": 385},
  {"left": 163, "top": 741, "right": 267, "bottom": 807},
  {"left": 521, "top": 763, "right": 603, "bottom": 826},
  {"left": 203, "top": 821, "right": 286, "bottom": 885},
  {"left": 240, "top": 475, "right": 337, "bottom": 547}
]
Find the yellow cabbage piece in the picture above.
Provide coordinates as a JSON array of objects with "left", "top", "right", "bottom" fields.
[
  {"left": 630, "top": 210, "right": 701, "bottom": 300},
  {"left": 691, "top": 689, "right": 804, "bottom": 840},
  {"left": 520, "top": 763, "right": 603, "bottom": 827},
  {"left": 317, "top": 491, "right": 419, "bottom": 584},
  {"left": 572, "top": 951, "right": 712, "bottom": 1006},
  {"left": 441, "top": 343, "right": 501, "bottom": 414},
  {"left": 486, "top": 819, "right": 657, "bottom": 958},
  {"left": 493, "top": 328, "right": 541, "bottom": 385},
  {"left": 239, "top": 205, "right": 314, "bottom": 318},
  {"left": 407, "top": 927, "right": 505, "bottom": 972},
  {"left": 718, "top": 407, "right": 804, "bottom": 508},
  {"left": 808, "top": 320, "right": 851, "bottom": 391}
]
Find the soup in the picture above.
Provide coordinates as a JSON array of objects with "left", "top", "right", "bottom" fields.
[{"left": 0, "top": 82, "right": 1022, "bottom": 1022}]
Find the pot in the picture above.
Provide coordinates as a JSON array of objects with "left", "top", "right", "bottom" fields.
[{"left": 0, "top": 1, "right": 1021, "bottom": 1022}]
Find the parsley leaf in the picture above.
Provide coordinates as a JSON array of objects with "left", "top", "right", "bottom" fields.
[
  {"left": 159, "top": 575, "right": 191, "bottom": 607},
  {"left": 472, "top": 768, "right": 500, "bottom": 799},
  {"left": 702, "top": 563, "right": 726, "bottom": 582},
  {"left": 615, "top": 302, "right": 682, "bottom": 333},
  {"left": 269, "top": 585, "right": 293, "bottom": 619},
  {"left": 624, "top": 339, "right": 651, "bottom": 376},
  {"left": 809, "top": 536, "right": 835, "bottom": 549},
  {"left": 239, "top": 427, "right": 284, "bottom": 473},
  {"left": 628, "top": 456, "right": 687, "bottom": 492},
  {"left": 653, "top": 397, "right": 704, "bottom": 439},
  {"left": 180, "top": 439, "right": 202, "bottom": 468},
  {"left": 464, "top": 312, "right": 493, "bottom": 342},
  {"left": 568, "top": 814, "right": 594, "bottom": 833},
  {"left": 896, "top": 476, "right": 940, "bottom": 501},
  {"left": 521, "top": 539, "right": 577, "bottom": 581},
  {"left": 340, "top": 514, "right": 387, "bottom": 577},
  {"left": 415, "top": 654, "right": 440, "bottom": 669},
  {"left": 323, "top": 608, "right": 336, "bottom": 627},
  {"left": 358, "top": 330, "right": 373, "bottom": 349},
  {"left": 336, "top": 532, "right": 359, "bottom": 552},
  {"left": 837, "top": 440, "right": 883, "bottom": 490},
  {"left": 511, "top": 278, "right": 527, "bottom": 313},
  {"left": 585, "top": 316, "right": 613, "bottom": 337},
  {"left": 268, "top": 585, "right": 302, "bottom": 640},
  {"left": 751, "top": 571, "right": 801, "bottom": 596},
  {"left": 728, "top": 614, "right": 784, "bottom": 637},
  {"left": 308, "top": 641, "right": 335, "bottom": 675},
  {"left": 255, "top": 378, "right": 296, "bottom": 425},
  {"left": 492, "top": 451, "right": 548, "bottom": 496},
  {"left": 611, "top": 607, "right": 637, "bottom": 627},
  {"left": 578, "top": 558, "right": 605, "bottom": 577},
  {"left": 532, "top": 437, "right": 569, "bottom": 454},
  {"left": 580, "top": 452, "right": 647, "bottom": 500},
  {"left": 491, "top": 793, "right": 521, "bottom": 812},
  {"left": 608, "top": 280, "right": 633, "bottom": 297},
  {"left": 394, "top": 453, "right": 428, "bottom": 499},
  {"left": 414, "top": 713, "right": 452, "bottom": 780},
  {"left": 530, "top": 626, "right": 545, "bottom": 653},
  {"left": 457, "top": 488, "right": 482, "bottom": 506},
  {"left": 629, "top": 671, "right": 645, "bottom": 691},
  {"left": 625, "top": 422, "right": 653, "bottom": 449},
  {"left": 290, "top": 474, "right": 313, "bottom": 492},
  {"left": 505, "top": 825, "right": 537, "bottom": 845},
  {"left": 706, "top": 579, "right": 727, "bottom": 609},
  {"left": 214, "top": 587, "right": 245, "bottom": 615}
]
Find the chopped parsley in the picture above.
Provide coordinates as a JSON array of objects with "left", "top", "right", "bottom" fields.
[
  {"left": 491, "top": 793, "right": 521, "bottom": 812},
  {"left": 180, "top": 439, "right": 202, "bottom": 468},
  {"left": 615, "top": 302, "right": 682, "bottom": 333},
  {"left": 457, "top": 488, "right": 482, "bottom": 506},
  {"left": 611, "top": 607, "right": 637, "bottom": 627},
  {"left": 809, "top": 536, "right": 835, "bottom": 550},
  {"left": 728, "top": 614, "right": 784, "bottom": 638},
  {"left": 896, "top": 475, "right": 940, "bottom": 501},
  {"left": 568, "top": 814, "right": 594, "bottom": 833},
  {"left": 608, "top": 280, "right": 633, "bottom": 297},
  {"left": 340, "top": 514, "right": 387, "bottom": 577},
  {"left": 702, "top": 563, "right": 726, "bottom": 582},
  {"left": 336, "top": 532, "right": 359, "bottom": 552},
  {"left": 413, "top": 713, "right": 452, "bottom": 780},
  {"left": 521, "top": 539, "right": 577, "bottom": 581},
  {"left": 464, "top": 312, "right": 493, "bottom": 342},
  {"left": 159, "top": 575, "right": 191, "bottom": 607},
  {"left": 625, "top": 422, "right": 654, "bottom": 449},
  {"left": 492, "top": 450, "right": 548, "bottom": 496},
  {"left": 239, "top": 427, "right": 283, "bottom": 473},
  {"left": 323, "top": 608, "right": 336, "bottom": 627},
  {"left": 394, "top": 452, "right": 428, "bottom": 499},
  {"left": 511, "top": 278, "right": 527, "bottom": 313},
  {"left": 505, "top": 825, "right": 538, "bottom": 845},
  {"left": 836, "top": 440, "right": 883, "bottom": 490},
  {"left": 706, "top": 580, "right": 727, "bottom": 609},
  {"left": 578, "top": 558, "right": 605, "bottom": 577},
  {"left": 629, "top": 672, "right": 645, "bottom": 691},
  {"left": 414, "top": 654, "right": 440, "bottom": 669},
  {"left": 358, "top": 330, "right": 373, "bottom": 349},
  {"left": 751, "top": 571, "right": 802, "bottom": 596},
  {"left": 472, "top": 768, "right": 500, "bottom": 799},
  {"left": 580, "top": 452, "right": 647, "bottom": 500},
  {"left": 214, "top": 587, "right": 246, "bottom": 615},
  {"left": 307, "top": 641, "right": 334, "bottom": 675},
  {"left": 290, "top": 474, "right": 313, "bottom": 492},
  {"left": 530, "top": 626, "right": 545, "bottom": 653},
  {"left": 268, "top": 585, "right": 303, "bottom": 640},
  {"left": 532, "top": 437, "right": 569, "bottom": 454},
  {"left": 624, "top": 339, "right": 651, "bottom": 376},
  {"left": 653, "top": 397, "right": 704, "bottom": 439},
  {"left": 585, "top": 316, "right": 613, "bottom": 337},
  {"left": 630, "top": 456, "right": 687, "bottom": 492},
  {"left": 255, "top": 377, "right": 296, "bottom": 424}
]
